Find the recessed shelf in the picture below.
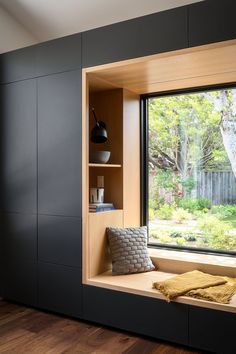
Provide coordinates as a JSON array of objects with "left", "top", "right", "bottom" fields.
[{"left": 89, "top": 163, "right": 122, "bottom": 168}]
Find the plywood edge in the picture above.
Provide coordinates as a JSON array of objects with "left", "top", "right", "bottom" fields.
[
  {"left": 86, "top": 270, "right": 236, "bottom": 314},
  {"left": 83, "top": 39, "right": 236, "bottom": 73}
]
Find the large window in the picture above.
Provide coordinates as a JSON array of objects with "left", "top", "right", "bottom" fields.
[{"left": 142, "top": 86, "right": 236, "bottom": 254}]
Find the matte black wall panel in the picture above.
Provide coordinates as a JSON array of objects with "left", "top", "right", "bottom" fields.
[
  {"left": 38, "top": 262, "right": 82, "bottom": 317},
  {"left": 82, "top": 7, "right": 188, "bottom": 67},
  {"left": 83, "top": 286, "right": 188, "bottom": 345},
  {"left": 38, "top": 70, "right": 82, "bottom": 216},
  {"left": 38, "top": 215, "right": 81, "bottom": 267},
  {"left": 0, "top": 80, "right": 37, "bottom": 214},
  {"left": 189, "top": 306, "right": 236, "bottom": 354},
  {"left": 1, "top": 213, "right": 37, "bottom": 262},
  {"left": 36, "top": 34, "right": 81, "bottom": 76},
  {"left": 3, "top": 260, "right": 37, "bottom": 306},
  {"left": 189, "top": 0, "right": 236, "bottom": 47},
  {"left": 0, "top": 46, "right": 36, "bottom": 84}
]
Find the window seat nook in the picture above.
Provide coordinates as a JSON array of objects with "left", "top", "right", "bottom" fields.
[{"left": 87, "top": 269, "right": 236, "bottom": 314}]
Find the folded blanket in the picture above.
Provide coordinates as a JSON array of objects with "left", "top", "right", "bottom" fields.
[
  {"left": 153, "top": 270, "right": 227, "bottom": 301},
  {"left": 187, "top": 277, "right": 236, "bottom": 304}
]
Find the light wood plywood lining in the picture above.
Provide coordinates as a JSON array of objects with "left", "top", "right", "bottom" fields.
[
  {"left": 87, "top": 270, "right": 236, "bottom": 314},
  {"left": 88, "top": 39, "right": 236, "bottom": 94}
]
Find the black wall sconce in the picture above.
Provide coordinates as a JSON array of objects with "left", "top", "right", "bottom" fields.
[{"left": 90, "top": 107, "right": 108, "bottom": 143}]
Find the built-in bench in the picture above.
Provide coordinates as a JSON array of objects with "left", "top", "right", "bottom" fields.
[{"left": 86, "top": 248, "right": 236, "bottom": 314}]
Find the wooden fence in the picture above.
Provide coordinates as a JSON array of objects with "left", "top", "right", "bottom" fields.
[{"left": 196, "top": 170, "right": 236, "bottom": 205}]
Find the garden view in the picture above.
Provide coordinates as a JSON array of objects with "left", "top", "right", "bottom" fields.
[{"left": 148, "top": 88, "right": 236, "bottom": 252}]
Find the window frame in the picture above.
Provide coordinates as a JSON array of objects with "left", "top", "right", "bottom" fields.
[{"left": 140, "top": 83, "right": 236, "bottom": 257}]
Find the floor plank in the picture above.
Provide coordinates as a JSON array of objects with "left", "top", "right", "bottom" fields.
[{"left": 0, "top": 300, "right": 206, "bottom": 354}]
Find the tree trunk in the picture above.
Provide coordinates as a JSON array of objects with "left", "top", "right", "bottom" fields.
[{"left": 220, "top": 116, "right": 236, "bottom": 177}]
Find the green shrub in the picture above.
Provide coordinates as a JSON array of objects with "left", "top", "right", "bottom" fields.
[
  {"left": 179, "top": 198, "right": 211, "bottom": 212},
  {"left": 184, "top": 234, "right": 197, "bottom": 242},
  {"left": 149, "top": 208, "right": 155, "bottom": 220},
  {"left": 197, "top": 198, "right": 211, "bottom": 210},
  {"left": 179, "top": 198, "right": 199, "bottom": 212},
  {"left": 172, "top": 208, "right": 192, "bottom": 223},
  {"left": 159, "top": 234, "right": 172, "bottom": 244},
  {"left": 211, "top": 205, "right": 236, "bottom": 219},
  {"left": 157, "top": 204, "right": 175, "bottom": 220},
  {"left": 175, "top": 237, "right": 186, "bottom": 246},
  {"left": 198, "top": 215, "right": 236, "bottom": 250},
  {"left": 170, "top": 231, "right": 182, "bottom": 238}
]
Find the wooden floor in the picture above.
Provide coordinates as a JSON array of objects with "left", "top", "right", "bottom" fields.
[{"left": 0, "top": 300, "right": 206, "bottom": 354}]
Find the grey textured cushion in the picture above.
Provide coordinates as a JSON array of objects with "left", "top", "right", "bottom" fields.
[{"left": 107, "top": 226, "right": 155, "bottom": 275}]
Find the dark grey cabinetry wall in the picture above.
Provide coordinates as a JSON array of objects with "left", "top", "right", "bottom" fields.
[
  {"left": 188, "top": 0, "right": 236, "bottom": 47},
  {"left": 0, "top": 1, "right": 236, "bottom": 352},
  {"left": 0, "top": 34, "right": 82, "bottom": 315},
  {"left": 82, "top": 6, "right": 188, "bottom": 67},
  {"left": 38, "top": 71, "right": 81, "bottom": 217}
]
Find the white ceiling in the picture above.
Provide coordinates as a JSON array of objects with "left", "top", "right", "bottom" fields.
[{"left": 0, "top": 0, "right": 202, "bottom": 53}]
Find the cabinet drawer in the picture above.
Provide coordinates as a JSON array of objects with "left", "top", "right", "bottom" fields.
[
  {"left": 38, "top": 262, "right": 82, "bottom": 318},
  {"left": 189, "top": 306, "right": 236, "bottom": 354},
  {"left": 83, "top": 285, "right": 188, "bottom": 345}
]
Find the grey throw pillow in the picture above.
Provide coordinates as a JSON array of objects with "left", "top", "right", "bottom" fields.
[{"left": 107, "top": 226, "right": 155, "bottom": 275}]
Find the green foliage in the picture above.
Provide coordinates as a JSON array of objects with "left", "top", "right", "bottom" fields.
[
  {"left": 181, "top": 176, "right": 195, "bottom": 194},
  {"left": 149, "top": 208, "right": 155, "bottom": 220},
  {"left": 156, "top": 204, "right": 175, "bottom": 220},
  {"left": 197, "top": 198, "right": 211, "bottom": 210},
  {"left": 179, "top": 197, "right": 211, "bottom": 212},
  {"left": 172, "top": 208, "right": 192, "bottom": 223},
  {"left": 170, "top": 231, "right": 182, "bottom": 238},
  {"left": 184, "top": 234, "right": 197, "bottom": 242},
  {"left": 158, "top": 235, "right": 172, "bottom": 244},
  {"left": 154, "top": 170, "right": 180, "bottom": 191},
  {"left": 175, "top": 237, "right": 186, "bottom": 246},
  {"left": 198, "top": 215, "right": 236, "bottom": 250},
  {"left": 211, "top": 205, "right": 236, "bottom": 219}
]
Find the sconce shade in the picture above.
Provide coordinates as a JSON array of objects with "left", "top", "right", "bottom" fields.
[{"left": 91, "top": 121, "right": 108, "bottom": 143}]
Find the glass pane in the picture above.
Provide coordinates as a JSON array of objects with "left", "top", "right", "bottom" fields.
[{"left": 148, "top": 88, "right": 236, "bottom": 252}]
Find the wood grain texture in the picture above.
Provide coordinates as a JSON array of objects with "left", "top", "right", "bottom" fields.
[
  {"left": 87, "top": 39, "right": 236, "bottom": 94},
  {"left": 0, "top": 300, "right": 204, "bottom": 354}
]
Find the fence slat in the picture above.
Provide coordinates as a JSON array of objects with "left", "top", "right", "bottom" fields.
[{"left": 196, "top": 170, "right": 236, "bottom": 205}]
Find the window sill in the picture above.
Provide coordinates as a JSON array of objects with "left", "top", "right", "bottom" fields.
[{"left": 148, "top": 248, "right": 236, "bottom": 277}]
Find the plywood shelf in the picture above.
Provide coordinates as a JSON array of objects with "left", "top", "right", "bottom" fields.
[
  {"left": 89, "top": 163, "right": 122, "bottom": 168},
  {"left": 89, "top": 209, "right": 123, "bottom": 215}
]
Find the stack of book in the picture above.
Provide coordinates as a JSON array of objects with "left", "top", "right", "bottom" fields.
[{"left": 89, "top": 203, "right": 114, "bottom": 213}]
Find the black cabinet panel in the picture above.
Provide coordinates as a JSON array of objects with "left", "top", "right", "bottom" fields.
[
  {"left": 0, "top": 46, "right": 36, "bottom": 84},
  {"left": 36, "top": 34, "right": 81, "bottom": 76},
  {"left": 82, "top": 7, "right": 187, "bottom": 67},
  {"left": 38, "top": 215, "right": 81, "bottom": 267},
  {"left": 1, "top": 213, "right": 37, "bottom": 262},
  {"left": 189, "top": 306, "right": 236, "bottom": 354},
  {"left": 0, "top": 80, "right": 37, "bottom": 214},
  {"left": 3, "top": 260, "right": 37, "bottom": 306},
  {"left": 38, "top": 71, "right": 82, "bottom": 216},
  {"left": 83, "top": 286, "right": 188, "bottom": 345},
  {"left": 189, "top": 0, "right": 236, "bottom": 47},
  {"left": 38, "top": 262, "right": 82, "bottom": 317}
]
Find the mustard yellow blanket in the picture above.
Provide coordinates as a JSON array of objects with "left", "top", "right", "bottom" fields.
[{"left": 153, "top": 270, "right": 236, "bottom": 304}]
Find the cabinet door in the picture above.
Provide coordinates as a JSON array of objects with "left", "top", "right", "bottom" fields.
[
  {"left": 82, "top": 7, "right": 187, "bottom": 67},
  {"left": 83, "top": 286, "right": 188, "bottom": 345},
  {"left": 189, "top": 0, "right": 236, "bottom": 47},
  {"left": 0, "top": 46, "right": 36, "bottom": 84},
  {"left": 1, "top": 213, "right": 37, "bottom": 262},
  {"left": 38, "top": 262, "right": 82, "bottom": 317},
  {"left": 38, "top": 215, "right": 81, "bottom": 267},
  {"left": 189, "top": 306, "right": 236, "bottom": 354},
  {"left": 3, "top": 259, "right": 37, "bottom": 306},
  {"left": 0, "top": 80, "right": 37, "bottom": 214},
  {"left": 36, "top": 34, "right": 81, "bottom": 76},
  {"left": 38, "top": 70, "right": 82, "bottom": 216}
]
